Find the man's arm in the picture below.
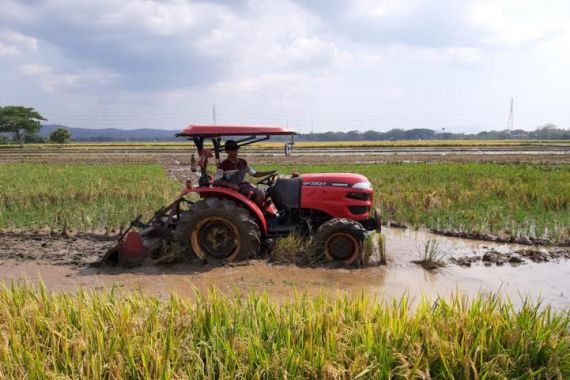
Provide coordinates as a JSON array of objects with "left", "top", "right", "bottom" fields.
[
  {"left": 213, "top": 169, "right": 240, "bottom": 190},
  {"left": 251, "top": 170, "right": 277, "bottom": 178},
  {"left": 245, "top": 164, "right": 277, "bottom": 178},
  {"left": 213, "top": 179, "right": 239, "bottom": 190}
]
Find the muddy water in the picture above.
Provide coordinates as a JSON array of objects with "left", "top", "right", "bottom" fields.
[{"left": 1, "top": 228, "right": 569, "bottom": 307}]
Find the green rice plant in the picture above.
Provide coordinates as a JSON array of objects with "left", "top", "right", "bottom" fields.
[
  {"left": 0, "top": 163, "right": 180, "bottom": 232},
  {"left": 271, "top": 233, "right": 310, "bottom": 264},
  {"left": 412, "top": 239, "right": 447, "bottom": 270},
  {"left": 362, "top": 233, "right": 375, "bottom": 265},
  {"left": 0, "top": 283, "right": 568, "bottom": 379},
  {"left": 376, "top": 233, "right": 387, "bottom": 265},
  {"left": 362, "top": 233, "right": 387, "bottom": 266},
  {"left": 2, "top": 162, "right": 569, "bottom": 244}
]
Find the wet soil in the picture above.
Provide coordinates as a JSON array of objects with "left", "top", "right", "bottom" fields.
[
  {"left": 0, "top": 233, "right": 113, "bottom": 267},
  {"left": 1, "top": 145, "right": 569, "bottom": 165},
  {"left": 1, "top": 228, "right": 569, "bottom": 308}
]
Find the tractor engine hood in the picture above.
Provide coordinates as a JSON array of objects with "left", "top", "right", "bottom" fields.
[{"left": 300, "top": 173, "right": 372, "bottom": 189}]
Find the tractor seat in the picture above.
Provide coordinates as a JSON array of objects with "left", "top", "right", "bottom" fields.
[{"left": 267, "top": 177, "right": 301, "bottom": 209}]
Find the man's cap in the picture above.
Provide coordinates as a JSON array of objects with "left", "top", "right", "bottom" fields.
[{"left": 224, "top": 140, "right": 239, "bottom": 150}]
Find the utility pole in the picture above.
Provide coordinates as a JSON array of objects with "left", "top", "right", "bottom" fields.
[{"left": 212, "top": 105, "right": 216, "bottom": 125}]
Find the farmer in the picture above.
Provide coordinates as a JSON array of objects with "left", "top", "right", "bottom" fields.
[{"left": 213, "top": 140, "right": 277, "bottom": 206}]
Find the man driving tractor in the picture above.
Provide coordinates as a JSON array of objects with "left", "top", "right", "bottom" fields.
[{"left": 213, "top": 139, "right": 277, "bottom": 207}]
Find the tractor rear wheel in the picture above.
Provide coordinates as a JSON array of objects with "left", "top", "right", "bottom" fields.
[
  {"left": 314, "top": 218, "right": 367, "bottom": 266},
  {"left": 174, "top": 198, "right": 261, "bottom": 262}
]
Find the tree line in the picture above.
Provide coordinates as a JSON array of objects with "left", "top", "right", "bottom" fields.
[
  {"left": 297, "top": 125, "right": 570, "bottom": 141},
  {"left": 1, "top": 105, "right": 569, "bottom": 144}
]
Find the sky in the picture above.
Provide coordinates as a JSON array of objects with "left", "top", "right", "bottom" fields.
[{"left": 0, "top": 0, "right": 569, "bottom": 133}]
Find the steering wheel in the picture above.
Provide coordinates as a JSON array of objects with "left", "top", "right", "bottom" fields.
[{"left": 257, "top": 171, "right": 279, "bottom": 186}]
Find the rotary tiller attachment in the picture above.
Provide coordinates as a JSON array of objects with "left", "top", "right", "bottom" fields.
[
  {"left": 98, "top": 231, "right": 148, "bottom": 267},
  {"left": 94, "top": 199, "right": 187, "bottom": 267},
  {"left": 94, "top": 211, "right": 175, "bottom": 267}
]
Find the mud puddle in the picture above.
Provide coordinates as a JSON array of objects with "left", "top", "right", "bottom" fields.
[{"left": 1, "top": 227, "right": 569, "bottom": 308}]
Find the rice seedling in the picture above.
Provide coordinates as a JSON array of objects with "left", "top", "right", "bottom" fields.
[
  {"left": 376, "top": 233, "right": 387, "bottom": 265},
  {"left": 362, "top": 233, "right": 387, "bottom": 266},
  {"left": 271, "top": 233, "right": 310, "bottom": 264},
  {"left": 0, "top": 283, "right": 568, "bottom": 379},
  {"left": 412, "top": 239, "right": 447, "bottom": 270}
]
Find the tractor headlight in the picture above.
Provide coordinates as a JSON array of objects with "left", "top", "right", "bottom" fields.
[{"left": 352, "top": 182, "right": 371, "bottom": 189}]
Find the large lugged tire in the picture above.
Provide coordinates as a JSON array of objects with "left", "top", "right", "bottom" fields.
[
  {"left": 314, "top": 218, "right": 367, "bottom": 266},
  {"left": 174, "top": 198, "right": 261, "bottom": 262}
]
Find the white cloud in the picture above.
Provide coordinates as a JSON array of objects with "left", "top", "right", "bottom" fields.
[
  {"left": 470, "top": 0, "right": 570, "bottom": 47},
  {"left": 0, "top": 0, "right": 569, "bottom": 131},
  {"left": 19, "top": 63, "right": 117, "bottom": 93},
  {"left": 0, "top": 31, "right": 37, "bottom": 57},
  {"left": 348, "top": 0, "right": 418, "bottom": 19},
  {"left": 265, "top": 37, "right": 350, "bottom": 69}
]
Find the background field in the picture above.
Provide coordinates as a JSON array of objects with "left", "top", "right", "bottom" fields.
[
  {"left": 262, "top": 163, "right": 570, "bottom": 242},
  {"left": 0, "top": 164, "right": 179, "bottom": 232},
  {"left": 1, "top": 139, "right": 570, "bottom": 150},
  {"left": 1, "top": 162, "right": 568, "bottom": 242}
]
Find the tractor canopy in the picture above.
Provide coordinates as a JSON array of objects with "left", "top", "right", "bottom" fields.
[
  {"left": 177, "top": 124, "right": 297, "bottom": 160},
  {"left": 177, "top": 124, "right": 297, "bottom": 138}
]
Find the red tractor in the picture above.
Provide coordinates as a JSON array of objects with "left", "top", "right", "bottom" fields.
[{"left": 101, "top": 125, "right": 381, "bottom": 267}]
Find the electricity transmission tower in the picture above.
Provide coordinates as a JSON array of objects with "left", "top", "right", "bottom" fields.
[{"left": 507, "top": 97, "right": 514, "bottom": 131}]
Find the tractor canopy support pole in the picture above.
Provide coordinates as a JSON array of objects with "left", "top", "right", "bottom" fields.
[
  {"left": 212, "top": 138, "right": 221, "bottom": 168},
  {"left": 239, "top": 135, "right": 270, "bottom": 147},
  {"left": 193, "top": 136, "right": 204, "bottom": 154}
]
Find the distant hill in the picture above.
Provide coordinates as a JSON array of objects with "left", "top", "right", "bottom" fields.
[
  {"left": 29, "top": 123, "right": 570, "bottom": 142},
  {"left": 39, "top": 125, "right": 181, "bottom": 142}
]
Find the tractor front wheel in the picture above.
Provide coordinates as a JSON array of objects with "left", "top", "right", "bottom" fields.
[
  {"left": 174, "top": 198, "right": 261, "bottom": 262},
  {"left": 314, "top": 218, "right": 367, "bottom": 266}
]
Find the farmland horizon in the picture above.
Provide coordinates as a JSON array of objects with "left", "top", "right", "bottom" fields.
[{"left": 2, "top": 122, "right": 565, "bottom": 143}]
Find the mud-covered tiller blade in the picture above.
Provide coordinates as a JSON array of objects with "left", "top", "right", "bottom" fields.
[
  {"left": 93, "top": 198, "right": 185, "bottom": 267},
  {"left": 94, "top": 215, "right": 148, "bottom": 267}
]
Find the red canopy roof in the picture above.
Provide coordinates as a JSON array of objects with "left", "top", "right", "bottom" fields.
[{"left": 178, "top": 124, "right": 296, "bottom": 137}]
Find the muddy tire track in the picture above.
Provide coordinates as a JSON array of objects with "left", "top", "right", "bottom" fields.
[{"left": 0, "top": 233, "right": 114, "bottom": 267}]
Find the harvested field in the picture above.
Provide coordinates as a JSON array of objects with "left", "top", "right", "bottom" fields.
[{"left": 1, "top": 141, "right": 569, "bottom": 165}]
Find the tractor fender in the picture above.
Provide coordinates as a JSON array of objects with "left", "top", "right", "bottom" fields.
[{"left": 181, "top": 187, "right": 268, "bottom": 235}]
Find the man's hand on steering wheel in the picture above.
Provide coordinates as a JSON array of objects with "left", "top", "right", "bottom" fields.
[{"left": 257, "top": 171, "right": 279, "bottom": 186}]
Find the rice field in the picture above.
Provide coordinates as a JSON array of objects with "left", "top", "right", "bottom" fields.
[
  {"left": 0, "top": 163, "right": 180, "bottom": 232},
  {"left": 262, "top": 162, "right": 570, "bottom": 243},
  {"left": 1, "top": 162, "right": 568, "bottom": 242},
  {"left": 0, "top": 284, "right": 568, "bottom": 379}
]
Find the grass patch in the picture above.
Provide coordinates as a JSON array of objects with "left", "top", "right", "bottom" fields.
[
  {"left": 271, "top": 233, "right": 311, "bottom": 264},
  {"left": 376, "top": 233, "right": 387, "bottom": 265},
  {"left": 0, "top": 284, "right": 568, "bottom": 378},
  {"left": 412, "top": 239, "right": 447, "bottom": 270},
  {"left": 0, "top": 163, "right": 180, "bottom": 231}
]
